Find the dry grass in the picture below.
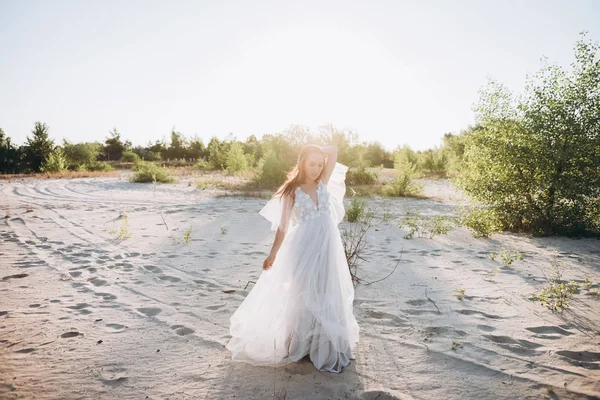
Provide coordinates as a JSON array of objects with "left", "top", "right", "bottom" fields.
[{"left": 0, "top": 170, "right": 121, "bottom": 180}]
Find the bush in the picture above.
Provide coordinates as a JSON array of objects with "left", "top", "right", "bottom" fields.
[
  {"left": 255, "top": 150, "right": 290, "bottom": 188},
  {"left": 62, "top": 141, "right": 103, "bottom": 169},
  {"left": 144, "top": 151, "right": 162, "bottom": 161},
  {"left": 383, "top": 157, "right": 423, "bottom": 197},
  {"left": 40, "top": 149, "right": 67, "bottom": 173},
  {"left": 456, "top": 34, "right": 600, "bottom": 237},
  {"left": 194, "top": 158, "right": 211, "bottom": 170},
  {"left": 121, "top": 151, "right": 141, "bottom": 163},
  {"left": 131, "top": 161, "right": 175, "bottom": 183},
  {"left": 226, "top": 142, "right": 249, "bottom": 173},
  {"left": 346, "top": 165, "right": 378, "bottom": 186},
  {"left": 398, "top": 210, "right": 455, "bottom": 239},
  {"left": 458, "top": 207, "right": 501, "bottom": 238},
  {"left": 346, "top": 197, "right": 368, "bottom": 222},
  {"left": 78, "top": 161, "right": 114, "bottom": 172}
]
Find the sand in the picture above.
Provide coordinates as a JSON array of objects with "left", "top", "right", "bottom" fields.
[{"left": 1, "top": 173, "right": 599, "bottom": 399}]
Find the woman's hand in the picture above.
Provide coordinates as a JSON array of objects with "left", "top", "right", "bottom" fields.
[{"left": 263, "top": 253, "right": 276, "bottom": 270}]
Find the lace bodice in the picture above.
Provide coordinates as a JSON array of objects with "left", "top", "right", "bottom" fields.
[{"left": 294, "top": 180, "right": 330, "bottom": 223}]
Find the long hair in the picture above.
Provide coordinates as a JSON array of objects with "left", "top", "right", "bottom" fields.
[{"left": 274, "top": 145, "right": 324, "bottom": 201}]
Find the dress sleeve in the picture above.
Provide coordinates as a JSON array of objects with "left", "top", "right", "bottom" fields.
[
  {"left": 259, "top": 192, "right": 294, "bottom": 232},
  {"left": 325, "top": 162, "right": 348, "bottom": 224}
]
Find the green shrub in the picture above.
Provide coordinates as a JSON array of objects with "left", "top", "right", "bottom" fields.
[
  {"left": 347, "top": 165, "right": 378, "bottom": 185},
  {"left": 346, "top": 197, "right": 368, "bottom": 222},
  {"left": 131, "top": 161, "right": 175, "bottom": 183},
  {"left": 456, "top": 35, "right": 600, "bottom": 237},
  {"left": 40, "top": 149, "right": 67, "bottom": 172},
  {"left": 255, "top": 150, "right": 290, "bottom": 188},
  {"left": 458, "top": 207, "right": 501, "bottom": 238},
  {"left": 77, "top": 161, "right": 114, "bottom": 172},
  {"left": 121, "top": 151, "right": 141, "bottom": 163},
  {"left": 226, "top": 142, "right": 249, "bottom": 173}
]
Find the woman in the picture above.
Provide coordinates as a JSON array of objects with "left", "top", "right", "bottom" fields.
[{"left": 226, "top": 144, "right": 359, "bottom": 373}]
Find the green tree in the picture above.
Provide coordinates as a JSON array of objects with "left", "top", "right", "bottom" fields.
[
  {"left": 62, "top": 140, "right": 102, "bottom": 169},
  {"left": 188, "top": 135, "right": 207, "bottom": 161},
  {"left": 0, "top": 128, "right": 22, "bottom": 173},
  {"left": 41, "top": 148, "right": 67, "bottom": 173},
  {"left": 457, "top": 33, "right": 600, "bottom": 236},
  {"left": 24, "top": 122, "right": 54, "bottom": 173},
  {"left": 226, "top": 142, "right": 249, "bottom": 172},
  {"left": 166, "top": 129, "right": 187, "bottom": 160},
  {"left": 104, "top": 127, "right": 126, "bottom": 161}
]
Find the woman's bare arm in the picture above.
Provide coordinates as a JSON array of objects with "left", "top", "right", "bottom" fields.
[
  {"left": 320, "top": 145, "right": 338, "bottom": 184},
  {"left": 263, "top": 194, "right": 292, "bottom": 270}
]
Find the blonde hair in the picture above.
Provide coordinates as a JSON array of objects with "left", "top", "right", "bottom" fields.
[{"left": 274, "top": 145, "right": 324, "bottom": 201}]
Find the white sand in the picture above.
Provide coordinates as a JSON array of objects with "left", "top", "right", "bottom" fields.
[{"left": 1, "top": 174, "right": 599, "bottom": 399}]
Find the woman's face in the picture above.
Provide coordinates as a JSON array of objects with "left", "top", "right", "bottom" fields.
[{"left": 302, "top": 152, "right": 325, "bottom": 182}]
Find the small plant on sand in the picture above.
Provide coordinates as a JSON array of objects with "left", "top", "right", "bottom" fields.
[
  {"left": 220, "top": 226, "right": 227, "bottom": 234},
  {"left": 382, "top": 208, "right": 394, "bottom": 222},
  {"left": 489, "top": 251, "right": 498, "bottom": 261},
  {"left": 346, "top": 197, "right": 368, "bottom": 223},
  {"left": 183, "top": 226, "right": 192, "bottom": 244},
  {"left": 458, "top": 207, "right": 501, "bottom": 238},
  {"left": 117, "top": 214, "right": 132, "bottom": 240},
  {"left": 427, "top": 215, "right": 456, "bottom": 238},
  {"left": 451, "top": 340, "right": 463, "bottom": 351},
  {"left": 533, "top": 255, "right": 578, "bottom": 311},
  {"left": 131, "top": 161, "right": 175, "bottom": 183},
  {"left": 484, "top": 266, "right": 501, "bottom": 282},
  {"left": 500, "top": 249, "right": 524, "bottom": 266},
  {"left": 398, "top": 209, "right": 455, "bottom": 239},
  {"left": 454, "top": 288, "right": 466, "bottom": 300},
  {"left": 4, "top": 208, "right": 10, "bottom": 219},
  {"left": 579, "top": 277, "right": 600, "bottom": 298}
]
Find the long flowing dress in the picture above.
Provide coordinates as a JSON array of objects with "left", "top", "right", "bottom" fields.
[{"left": 226, "top": 162, "right": 360, "bottom": 373}]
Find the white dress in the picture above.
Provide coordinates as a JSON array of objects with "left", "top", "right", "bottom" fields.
[{"left": 226, "top": 163, "right": 360, "bottom": 373}]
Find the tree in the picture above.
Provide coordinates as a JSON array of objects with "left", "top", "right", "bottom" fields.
[
  {"left": 104, "top": 127, "right": 126, "bottom": 161},
  {"left": 226, "top": 142, "right": 249, "bottom": 172},
  {"left": 188, "top": 135, "right": 207, "bottom": 161},
  {"left": 166, "top": 128, "right": 187, "bottom": 160},
  {"left": 457, "top": 33, "right": 600, "bottom": 236},
  {"left": 0, "top": 128, "right": 22, "bottom": 173},
  {"left": 62, "top": 140, "right": 102, "bottom": 169},
  {"left": 24, "top": 122, "right": 54, "bottom": 173}
]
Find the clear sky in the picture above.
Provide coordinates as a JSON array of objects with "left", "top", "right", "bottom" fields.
[{"left": 1, "top": 0, "right": 599, "bottom": 151}]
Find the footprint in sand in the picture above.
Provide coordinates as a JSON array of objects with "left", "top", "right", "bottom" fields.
[
  {"left": 206, "top": 304, "right": 225, "bottom": 311},
  {"left": 69, "top": 271, "right": 82, "bottom": 278},
  {"left": 0, "top": 311, "right": 8, "bottom": 317},
  {"left": 483, "top": 335, "right": 542, "bottom": 356},
  {"left": 67, "top": 303, "right": 91, "bottom": 310},
  {"left": 136, "top": 307, "right": 162, "bottom": 317},
  {"left": 556, "top": 350, "right": 600, "bottom": 362},
  {"left": 405, "top": 299, "right": 428, "bottom": 306},
  {"left": 193, "top": 279, "right": 219, "bottom": 290},
  {"left": 1, "top": 273, "right": 28, "bottom": 281},
  {"left": 171, "top": 325, "right": 195, "bottom": 336},
  {"left": 425, "top": 326, "right": 467, "bottom": 337},
  {"left": 364, "top": 310, "right": 407, "bottom": 327},
  {"left": 456, "top": 309, "right": 503, "bottom": 319},
  {"left": 526, "top": 326, "right": 573, "bottom": 336},
  {"left": 105, "top": 323, "right": 127, "bottom": 332},
  {"left": 142, "top": 265, "right": 162, "bottom": 273},
  {"left": 87, "top": 277, "right": 107, "bottom": 287},
  {"left": 15, "top": 348, "right": 36, "bottom": 354},
  {"left": 94, "top": 292, "right": 117, "bottom": 301},
  {"left": 158, "top": 275, "right": 181, "bottom": 283},
  {"left": 60, "top": 331, "right": 83, "bottom": 338},
  {"left": 476, "top": 324, "right": 496, "bottom": 332}
]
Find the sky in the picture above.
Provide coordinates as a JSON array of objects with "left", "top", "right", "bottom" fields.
[{"left": 1, "top": 0, "right": 599, "bottom": 151}]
